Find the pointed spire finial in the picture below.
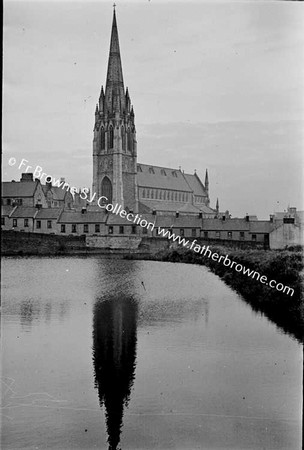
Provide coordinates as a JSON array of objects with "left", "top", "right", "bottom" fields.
[
  {"left": 113, "top": 3, "right": 116, "bottom": 10},
  {"left": 105, "top": 5, "right": 125, "bottom": 113}
]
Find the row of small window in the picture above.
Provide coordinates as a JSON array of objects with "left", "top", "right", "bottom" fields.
[
  {"left": 2, "top": 199, "right": 23, "bottom": 206},
  {"left": 138, "top": 166, "right": 178, "bottom": 177},
  {"left": 12, "top": 220, "right": 55, "bottom": 228},
  {"left": 100, "top": 127, "right": 133, "bottom": 151},
  {"left": 11, "top": 218, "right": 29, "bottom": 227},
  {"left": 194, "top": 196, "right": 204, "bottom": 203},
  {"left": 60, "top": 224, "right": 100, "bottom": 233},
  {"left": 141, "top": 189, "right": 189, "bottom": 202},
  {"left": 59, "top": 224, "right": 142, "bottom": 234},
  {"left": 209, "top": 231, "right": 258, "bottom": 240}
]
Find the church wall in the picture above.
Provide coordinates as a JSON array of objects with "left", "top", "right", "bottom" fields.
[{"left": 122, "top": 172, "right": 137, "bottom": 212}]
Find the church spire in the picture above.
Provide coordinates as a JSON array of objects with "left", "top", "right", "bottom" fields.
[
  {"left": 204, "top": 169, "right": 209, "bottom": 190},
  {"left": 105, "top": 8, "right": 125, "bottom": 114}
]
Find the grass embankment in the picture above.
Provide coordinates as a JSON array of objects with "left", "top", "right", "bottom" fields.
[{"left": 155, "top": 246, "right": 304, "bottom": 342}]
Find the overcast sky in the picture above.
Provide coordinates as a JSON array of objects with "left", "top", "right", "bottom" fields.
[{"left": 3, "top": 0, "right": 304, "bottom": 218}]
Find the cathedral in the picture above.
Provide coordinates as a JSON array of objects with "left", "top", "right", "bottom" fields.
[{"left": 92, "top": 9, "right": 215, "bottom": 217}]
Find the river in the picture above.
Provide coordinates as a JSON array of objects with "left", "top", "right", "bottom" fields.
[{"left": 1, "top": 257, "right": 302, "bottom": 449}]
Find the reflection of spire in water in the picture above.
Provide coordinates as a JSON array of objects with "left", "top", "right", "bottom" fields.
[
  {"left": 203, "top": 300, "right": 209, "bottom": 326},
  {"left": 92, "top": 296, "right": 138, "bottom": 450}
]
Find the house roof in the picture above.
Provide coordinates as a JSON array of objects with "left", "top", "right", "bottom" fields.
[
  {"left": 137, "top": 164, "right": 192, "bottom": 192},
  {"left": 58, "top": 210, "right": 107, "bottom": 223},
  {"left": 1, "top": 205, "right": 15, "bottom": 216},
  {"left": 2, "top": 181, "right": 39, "bottom": 197},
  {"left": 10, "top": 206, "right": 38, "bottom": 218},
  {"left": 202, "top": 218, "right": 250, "bottom": 231},
  {"left": 36, "top": 208, "right": 62, "bottom": 219},
  {"left": 155, "top": 215, "right": 202, "bottom": 228},
  {"left": 106, "top": 212, "right": 156, "bottom": 225},
  {"left": 42, "top": 185, "right": 69, "bottom": 201},
  {"left": 249, "top": 221, "right": 273, "bottom": 233}
]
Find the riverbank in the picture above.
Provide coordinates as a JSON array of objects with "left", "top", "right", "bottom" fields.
[{"left": 127, "top": 246, "right": 304, "bottom": 342}]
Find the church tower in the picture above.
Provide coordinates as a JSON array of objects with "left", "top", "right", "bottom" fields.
[{"left": 92, "top": 8, "right": 138, "bottom": 212}]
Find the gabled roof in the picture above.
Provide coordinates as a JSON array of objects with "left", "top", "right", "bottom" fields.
[
  {"left": 42, "top": 186, "right": 69, "bottom": 201},
  {"left": 58, "top": 210, "right": 107, "bottom": 223},
  {"left": 154, "top": 215, "right": 202, "bottom": 228},
  {"left": 202, "top": 218, "right": 250, "bottom": 231},
  {"left": 249, "top": 221, "right": 273, "bottom": 233},
  {"left": 106, "top": 212, "right": 156, "bottom": 225},
  {"left": 1, "top": 205, "right": 15, "bottom": 216},
  {"left": 172, "top": 216, "right": 202, "bottom": 228},
  {"left": 183, "top": 173, "right": 207, "bottom": 197},
  {"left": 2, "top": 181, "right": 39, "bottom": 197},
  {"left": 36, "top": 208, "right": 62, "bottom": 219},
  {"left": 10, "top": 206, "right": 38, "bottom": 218},
  {"left": 137, "top": 164, "right": 192, "bottom": 191}
]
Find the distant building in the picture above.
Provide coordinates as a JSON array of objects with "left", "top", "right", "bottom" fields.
[
  {"left": 269, "top": 207, "right": 304, "bottom": 249},
  {"left": 2, "top": 173, "right": 47, "bottom": 208},
  {"left": 2, "top": 174, "right": 82, "bottom": 211},
  {"left": 42, "top": 177, "right": 74, "bottom": 209}
]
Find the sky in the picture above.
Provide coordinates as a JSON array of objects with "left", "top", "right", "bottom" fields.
[{"left": 3, "top": 0, "right": 304, "bottom": 219}]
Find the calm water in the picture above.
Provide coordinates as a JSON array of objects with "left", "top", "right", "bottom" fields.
[{"left": 1, "top": 257, "right": 302, "bottom": 449}]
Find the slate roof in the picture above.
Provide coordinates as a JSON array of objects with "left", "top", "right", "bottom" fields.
[
  {"left": 10, "top": 207, "right": 38, "bottom": 218},
  {"left": 58, "top": 210, "right": 107, "bottom": 223},
  {"left": 42, "top": 186, "right": 68, "bottom": 201},
  {"left": 155, "top": 216, "right": 202, "bottom": 228},
  {"left": 137, "top": 164, "right": 192, "bottom": 192},
  {"left": 36, "top": 208, "right": 62, "bottom": 219},
  {"left": 1, "top": 205, "right": 15, "bottom": 216},
  {"left": 106, "top": 212, "right": 156, "bottom": 226},
  {"left": 183, "top": 173, "right": 207, "bottom": 196},
  {"left": 249, "top": 221, "right": 273, "bottom": 233},
  {"left": 2, "top": 181, "right": 39, "bottom": 197},
  {"left": 201, "top": 218, "right": 274, "bottom": 233},
  {"left": 202, "top": 219, "right": 250, "bottom": 231}
]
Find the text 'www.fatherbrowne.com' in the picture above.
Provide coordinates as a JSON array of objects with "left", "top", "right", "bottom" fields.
[{"left": 157, "top": 227, "right": 295, "bottom": 297}]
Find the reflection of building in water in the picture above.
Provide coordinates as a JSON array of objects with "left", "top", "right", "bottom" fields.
[{"left": 92, "top": 296, "right": 138, "bottom": 450}]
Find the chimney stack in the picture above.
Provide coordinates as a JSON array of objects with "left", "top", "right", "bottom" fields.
[{"left": 20, "top": 173, "right": 33, "bottom": 182}]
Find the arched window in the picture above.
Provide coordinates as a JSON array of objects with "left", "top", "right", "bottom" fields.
[
  {"left": 175, "top": 192, "right": 178, "bottom": 201},
  {"left": 159, "top": 190, "right": 162, "bottom": 200},
  {"left": 121, "top": 126, "right": 126, "bottom": 152},
  {"left": 127, "top": 128, "right": 133, "bottom": 152},
  {"left": 100, "top": 127, "right": 105, "bottom": 150},
  {"left": 108, "top": 125, "right": 114, "bottom": 149},
  {"left": 151, "top": 190, "right": 154, "bottom": 199},
  {"left": 182, "top": 193, "right": 185, "bottom": 202},
  {"left": 171, "top": 192, "right": 174, "bottom": 201},
  {"left": 179, "top": 193, "right": 181, "bottom": 201},
  {"left": 167, "top": 191, "right": 170, "bottom": 200},
  {"left": 155, "top": 190, "right": 158, "bottom": 199},
  {"left": 101, "top": 176, "right": 112, "bottom": 204},
  {"left": 147, "top": 189, "right": 150, "bottom": 198},
  {"left": 142, "top": 189, "right": 145, "bottom": 198},
  {"left": 149, "top": 167, "right": 155, "bottom": 174}
]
